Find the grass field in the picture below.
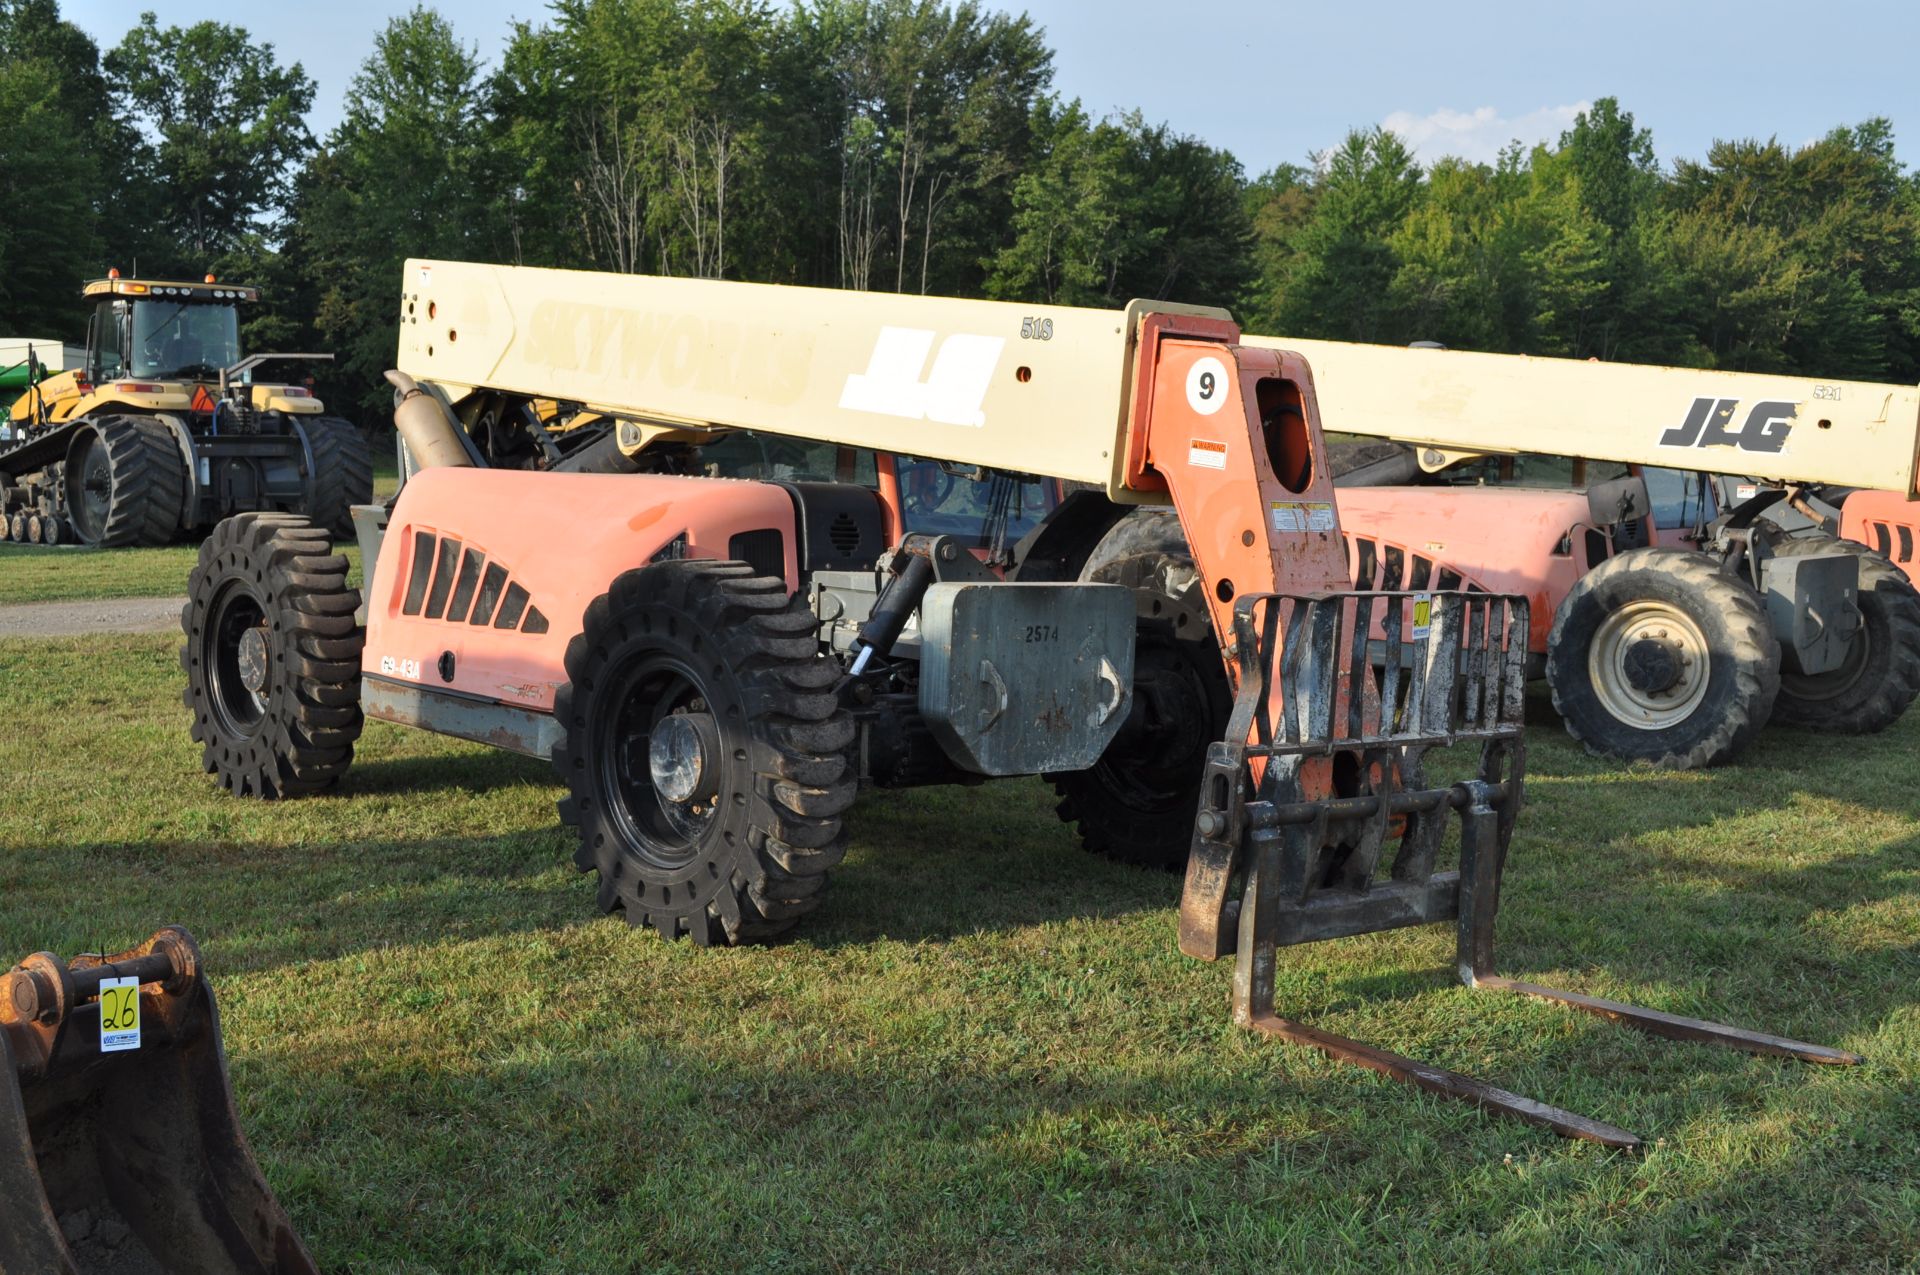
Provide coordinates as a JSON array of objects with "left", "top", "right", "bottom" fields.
[{"left": 1, "top": 628, "right": 1915, "bottom": 1272}]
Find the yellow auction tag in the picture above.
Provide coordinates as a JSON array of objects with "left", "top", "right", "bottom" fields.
[
  {"left": 1412, "top": 594, "right": 1433, "bottom": 640},
  {"left": 100, "top": 976, "right": 141, "bottom": 1053}
]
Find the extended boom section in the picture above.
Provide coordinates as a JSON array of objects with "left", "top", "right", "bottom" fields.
[{"left": 1251, "top": 336, "right": 1920, "bottom": 495}]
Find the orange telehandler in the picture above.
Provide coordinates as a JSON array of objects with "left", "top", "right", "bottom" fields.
[{"left": 154, "top": 261, "right": 1863, "bottom": 1159}]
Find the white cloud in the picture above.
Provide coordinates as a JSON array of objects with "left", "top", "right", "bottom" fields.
[{"left": 1380, "top": 102, "right": 1592, "bottom": 165}]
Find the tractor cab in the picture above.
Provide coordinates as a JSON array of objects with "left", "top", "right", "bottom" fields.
[{"left": 82, "top": 273, "right": 256, "bottom": 389}]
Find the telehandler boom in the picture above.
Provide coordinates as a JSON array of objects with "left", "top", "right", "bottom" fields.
[
  {"left": 1255, "top": 338, "right": 1920, "bottom": 768},
  {"left": 177, "top": 260, "right": 1858, "bottom": 1147}
]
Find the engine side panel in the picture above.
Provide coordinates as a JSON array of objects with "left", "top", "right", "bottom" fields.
[
  {"left": 363, "top": 467, "right": 799, "bottom": 713},
  {"left": 1333, "top": 486, "right": 1598, "bottom": 653},
  {"left": 1839, "top": 488, "right": 1920, "bottom": 586}
]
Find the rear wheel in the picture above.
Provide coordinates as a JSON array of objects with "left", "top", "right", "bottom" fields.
[
  {"left": 181, "top": 513, "right": 364, "bottom": 798},
  {"left": 1050, "top": 509, "right": 1231, "bottom": 870},
  {"left": 63, "top": 415, "right": 185, "bottom": 547},
  {"left": 300, "top": 416, "right": 374, "bottom": 537},
  {"left": 1767, "top": 535, "right": 1920, "bottom": 733},
  {"left": 1547, "top": 548, "right": 1779, "bottom": 768},
  {"left": 553, "top": 559, "right": 855, "bottom": 945}
]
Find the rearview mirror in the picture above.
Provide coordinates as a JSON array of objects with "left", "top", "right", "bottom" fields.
[{"left": 1587, "top": 475, "right": 1651, "bottom": 526}]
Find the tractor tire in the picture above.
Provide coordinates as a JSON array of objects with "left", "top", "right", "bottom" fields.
[
  {"left": 180, "top": 513, "right": 365, "bottom": 798},
  {"left": 6, "top": 511, "right": 24, "bottom": 542},
  {"left": 1766, "top": 534, "right": 1920, "bottom": 733},
  {"left": 39, "top": 514, "right": 62, "bottom": 545},
  {"left": 553, "top": 559, "right": 855, "bottom": 945},
  {"left": 63, "top": 415, "right": 185, "bottom": 547},
  {"left": 301, "top": 416, "right": 374, "bottom": 538},
  {"left": 1049, "top": 509, "right": 1231, "bottom": 870},
  {"left": 1547, "top": 547, "right": 1779, "bottom": 768}
]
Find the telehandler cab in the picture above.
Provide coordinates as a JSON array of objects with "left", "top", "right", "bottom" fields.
[
  {"left": 1269, "top": 338, "right": 1920, "bottom": 768},
  {"left": 1, "top": 272, "right": 372, "bottom": 546},
  {"left": 178, "top": 260, "right": 1857, "bottom": 1147}
]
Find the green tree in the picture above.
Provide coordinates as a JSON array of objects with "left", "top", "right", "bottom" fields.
[
  {"left": 794, "top": 0, "right": 1051, "bottom": 294},
  {"left": 106, "top": 12, "right": 315, "bottom": 273},
  {"left": 1270, "top": 128, "right": 1422, "bottom": 342},
  {"left": 0, "top": 0, "right": 122, "bottom": 331},
  {"left": 293, "top": 6, "right": 500, "bottom": 414}
]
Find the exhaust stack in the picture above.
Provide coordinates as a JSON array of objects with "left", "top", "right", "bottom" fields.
[{"left": 385, "top": 369, "right": 472, "bottom": 470}]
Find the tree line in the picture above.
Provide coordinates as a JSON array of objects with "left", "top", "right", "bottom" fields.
[{"left": 3, "top": 0, "right": 1917, "bottom": 422}]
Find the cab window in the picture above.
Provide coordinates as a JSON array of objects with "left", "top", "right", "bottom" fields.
[
  {"left": 130, "top": 301, "right": 241, "bottom": 380},
  {"left": 896, "top": 457, "right": 1055, "bottom": 546},
  {"left": 1641, "top": 466, "right": 1714, "bottom": 530},
  {"left": 89, "top": 302, "right": 129, "bottom": 381},
  {"left": 697, "top": 432, "right": 876, "bottom": 485},
  {"left": 1437, "top": 453, "right": 1629, "bottom": 490}
]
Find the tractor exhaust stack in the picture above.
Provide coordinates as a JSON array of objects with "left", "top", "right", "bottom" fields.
[{"left": 1, "top": 927, "right": 315, "bottom": 1274}]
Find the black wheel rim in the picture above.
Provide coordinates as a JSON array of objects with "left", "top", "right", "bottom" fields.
[
  {"left": 68, "top": 430, "right": 114, "bottom": 542},
  {"left": 206, "top": 582, "right": 271, "bottom": 738},
  {"left": 1781, "top": 625, "right": 1871, "bottom": 702},
  {"left": 597, "top": 651, "right": 725, "bottom": 872},
  {"left": 1089, "top": 635, "right": 1217, "bottom": 814}
]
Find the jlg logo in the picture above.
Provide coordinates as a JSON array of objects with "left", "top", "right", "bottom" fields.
[
  {"left": 840, "top": 326, "right": 1004, "bottom": 427},
  {"left": 1659, "top": 397, "right": 1796, "bottom": 454}
]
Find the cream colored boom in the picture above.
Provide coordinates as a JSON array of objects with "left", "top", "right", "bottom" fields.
[
  {"left": 1244, "top": 336, "right": 1920, "bottom": 497},
  {"left": 395, "top": 258, "right": 1229, "bottom": 503}
]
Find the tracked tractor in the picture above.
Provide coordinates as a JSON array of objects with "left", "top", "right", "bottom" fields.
[
  {"left": 1, "top": 272, "right": 372, "bottom": 547},
  {"left": 175, "top": 260, "right": 1858, "bottom": 1148},
  {"left": 1270, "top": 338, "right": 1920, "bottom": 769}
]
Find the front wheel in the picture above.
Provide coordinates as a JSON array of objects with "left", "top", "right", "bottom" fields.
[
  {"left": 1049, "top": 509, "right": 1230, "bottom": 870},
  {"left": 180, "top": 513, "right": 365, "bottom": 797},
  {"left": 553, "top": 560, "right": 855, "bottom": 945},
  {"left": 1547, "top": 548, "right": 1779, "bottom": 768},
  {"left": 1767, "top": 535, "right": 1920, "bottom": 733}
]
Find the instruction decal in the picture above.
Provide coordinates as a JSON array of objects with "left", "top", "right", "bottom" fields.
[
  {"left": 1268, "top": 500, "right": 1336, "bottom": 534},
  {"left": 99, "top": 976, "right": 141, "bottom": 1053},
  {"left": 1188, "top": 438, "right": 1228, "bottom": 470}
]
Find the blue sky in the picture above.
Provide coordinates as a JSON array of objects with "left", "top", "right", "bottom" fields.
[{"left": 67, "top": 0, "right": 1918, "bottom": 173}]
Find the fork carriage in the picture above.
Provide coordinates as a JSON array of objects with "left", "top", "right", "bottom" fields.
[{"left": 1180, "top": 589, "right": 1860, "bottom": 1150}]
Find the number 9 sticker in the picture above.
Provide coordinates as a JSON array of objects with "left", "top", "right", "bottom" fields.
[{"left": 1185, "top": 356, "right": 1229, "bottom": 416}]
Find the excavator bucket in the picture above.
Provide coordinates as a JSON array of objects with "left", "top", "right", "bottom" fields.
[
  {"left": 1180, "top": 589, "right": 1861, "bottom": 1149},
  {"left": 1, "top": 927, "right": 315, "bottom": 1274}
]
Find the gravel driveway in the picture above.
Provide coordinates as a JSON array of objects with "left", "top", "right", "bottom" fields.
[{"left": 0, "top": 596, "right": 187, "bottom": 638}]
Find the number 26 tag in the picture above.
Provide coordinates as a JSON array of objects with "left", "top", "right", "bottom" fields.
[{"left": 100, "top": 977, "right": 141, "bottom": 1053}]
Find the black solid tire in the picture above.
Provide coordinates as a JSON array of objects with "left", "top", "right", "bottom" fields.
[
  {"left": 1547, "top": 547, "right": 1779, "bottom": 768},
  {"left": 63, "top": 415, "right": 185, "bottom": 547},
  {"left": 1766, "top": 535, "right": 1920, "bottom": 733},
  {"left": 1050, "top": 509, "right": 1230, "bottom": 870},
  {"left": 302, "top": 416, "right": 375, "bottom": 538},
  {"left": 181, "top": 513, "right": 365, "bottom": 798},
  {"left": 553, "top": 559, "right": 856, "bottom": 945}
]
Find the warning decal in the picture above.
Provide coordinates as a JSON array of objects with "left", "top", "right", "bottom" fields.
[
  {"left": 1188, "top": 439, "right": 1227, "bottom": 469},
  {"left": 1269, "top": 500, "right": 1336, "bottom": 534}
]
